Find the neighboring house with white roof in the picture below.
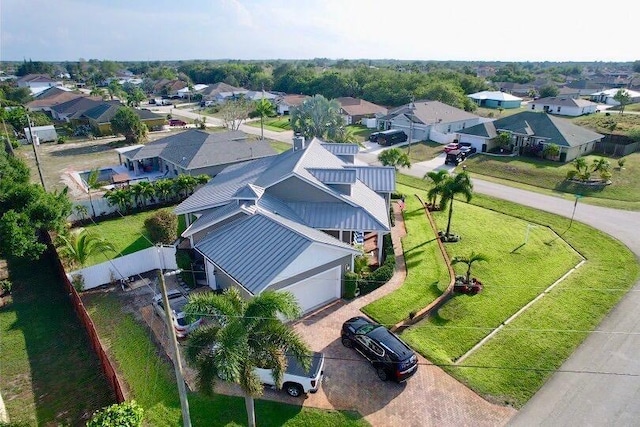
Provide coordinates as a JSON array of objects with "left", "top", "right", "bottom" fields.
[
  {"left": 177, "top": 84, "right": 209, "bottom": 98},
  {"left": 467, "top": 91, "right": 523, "bottom": 109},
  {"left": 529, "top": 96, "right": 598, "bottom": 116},
  {"left": 16, "top": 74, "right": 63, "bottom": 94},
  {"left": 457, "top": 111, "right": 603, "bottom": 161},
  {"left": 589, "top": 88, "right": 640, "bottom": 105},
  {"left": 378, "top": 100, "right": 484, "bottom": 143},
  {"left": 119, "top": 129, "right": 276, "bottom": 178},
  {"left": 276, "top": 94, "right": 309, "bottom": 115},
  {"left": 174, "top": 136, "right": 395, "bottom": 314}
]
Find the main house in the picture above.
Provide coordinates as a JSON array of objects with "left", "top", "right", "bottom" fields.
[
  {"left": 378, "top": 100, "right": 484, "bottom": 143},
  {"left": 457, "top": 111, "right": 604, "bottom": 162},
  {"left": 174, "top": 136, "right": 395, "bottom": 314},
  {"left": 117, "top": 129, "right": 277, "bottom": 178}
]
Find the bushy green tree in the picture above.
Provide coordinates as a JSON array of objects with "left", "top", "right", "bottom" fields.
[
  {"left": 110, "top": 107, "right": 148, "bottom": 144},
  {"left": 378, "top": 148, "right": 411, "bottom": 170},
  {"left": 144, "top": 208, "right": 178, "bottom": 244},
  {"left": 290, "top": 94, "right": 343, "bottom": 140},
  {"left": 87, "top": 400, "right": 144, "bottom": 427}
]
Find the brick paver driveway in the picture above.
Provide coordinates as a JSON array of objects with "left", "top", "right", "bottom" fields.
[{"left": 291, "top": 203, "right": 516, "bottom": 426}]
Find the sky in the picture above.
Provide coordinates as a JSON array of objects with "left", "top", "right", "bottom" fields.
[{"left": 1, "top": 0, "right": 638, "bottom": 63}]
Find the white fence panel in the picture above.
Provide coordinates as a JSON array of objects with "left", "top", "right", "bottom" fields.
[
  {"left": 430, "top": 129, "right": 456, "bottom": 144},
  {"left": 68, "top": 245, "right": 178, "bottom": 290},
  {"left": 68, "top": 197, "right": 118, "bottom": 222}
]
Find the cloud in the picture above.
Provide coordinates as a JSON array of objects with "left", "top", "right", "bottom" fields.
[{"left": 222, "top": 0, "right": 254, "bottom": 28}]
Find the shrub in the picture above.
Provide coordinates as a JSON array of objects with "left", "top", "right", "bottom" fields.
[
  {"left": 343, "top": 271, "right": 359, "bottom": 299},
  {"left": 0, "top": 279, "right": 12, "bottom": 296},
  {"left": 57, "top": 135, "right": 67, "bottom": 144},
  {"left": 144, "top": 209, "right": 178, "bottom": 244},
  {"left": 88, "top": 401, "right": 144, "bottom": 427}
]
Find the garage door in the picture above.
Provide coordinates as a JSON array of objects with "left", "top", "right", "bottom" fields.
[{"left": 280, "top": 267, "right": 341, "bottom": 314}]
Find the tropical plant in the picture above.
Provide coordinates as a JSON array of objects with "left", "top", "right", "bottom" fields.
[
  {"left": 74, "top": 204, "right": 89, "bottom": 222},
  {"left": 451, "top": 251, "right": 488, "bottom": 284},
  {"left": 57, "top": 228, "right": 116, "bottom": 268},
  {"left": 542, "top": 143, "right": 560, "bottom": 160},
  {"left": 184, "top": 288, "right": 311, "bottom": 427},
  {"left": 89, "top": 86, "right": 107, "bottom": 100},
  {"left": 613, "top": 89, "right": 631, "bottom": 115},
  {"left": 87, "top": 400, "right": 144, "bottom": 427},
  {"left": 567, "top": 157, "right": 591, "bottom": 181},
  {"left": 591, "top": 157, "right": 611, "bottom": 175},
  {"left": 254, "top": 98, "right": 275, "bottom": 140},
  {"left": 439, "top": 172, "right": 473, "bottom": 238},
  {"left": 136, "top": 181, "right": 155, "bottom": 206},
  {"left": 85, "top": 168, "right": 101, "bottom": 218},
  {"left": 152, "top": 179, "right": 174, "bottom": 202},
  {"left": 173, "top": 174, "right": 198, "bottom": 199},
  {"left": 378, "top": 148, "right": 411, "bottom": 170},
  {"left": 290, "top": 94, "right": 343, "bottom": 140},
  {"left": 105, "top": 188, "right": 132, "bottom": 214},
  {"left": 424, "top": 169, "right": 449, "bottom": 207},
  {"left": 130, "top": 183, "right": 146, "bottom": 208},
  {"left": 194, "top": 174, "right": 210, "bottom": 186},
  {"left": 617, "top": 158, "right": 627, "bottom": 169},
  {"left": 107, "top": 80, "right": 124, "bottom": 100},
  {"left": 494, "top": 131, "right": 512, "bottom": 149},
  {"left": 330, "top": 125, "right": 358, "bottom": 143}
]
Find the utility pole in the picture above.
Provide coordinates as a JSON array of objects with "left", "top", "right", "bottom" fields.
[
  {"left": 158, "top": 268, "right": 192, "bottom": 427},
  {"left": 25, "top": 112, "right": 47, "bottom": 190}
]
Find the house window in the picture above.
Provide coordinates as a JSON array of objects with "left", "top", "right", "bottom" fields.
[
  {"left": 557, "top": 107, "right": 561, "bottom": 113},
  {"left": 498, "top": 101, "right": 502, "bottom": 106}
]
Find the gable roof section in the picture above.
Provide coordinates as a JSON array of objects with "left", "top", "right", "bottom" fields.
[
  {"left": 51, "top": 96, "right": 103, "bottom": 116},
  {"left": 308, "top": 168, "right": 357, "bottom": 184},
  {"left": 320, "top": 143, "right": 359, "bottom": 156},
  {"left": 200, "top": 82, "right": 245, "bottom": 96},
  {"left": 27, "top": 90, "right": 82, "bottom": 109},
  {"left": 278, "top": 94, "right": 309, "bottom": 106},
  {"left": 125, "top": 129, "right": 275, "bottom": 170},
  {"left": 336, "top": 97, "right": 388, "bottom": 116},
  {"left": 195, "top": 212, "right": 357, "bottom": 294},
  {"left": 353, "top": 166, "right": 396, "bottom": 192},
  {"left": 383, "top": 100, "right": 480, "bottom": 125},
  {"left": 461, "top": 112, "right": 603, "bottom": 147},
  {"left": 17, "top": 74, "right": 56, "bottom": 84},
  {"left": 532, "top": 97, "right": 598, "bottom": 108},
  {"left": 468, "top": 91, "right": 523, "bottom": 101}
]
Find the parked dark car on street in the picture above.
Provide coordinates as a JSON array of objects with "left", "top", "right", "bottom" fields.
[
  {"left": 341, "top": 316, "right": 418, "bottom": 382},
  {"left": 169, "top": 119, "right": 187, "bottom": 127}
]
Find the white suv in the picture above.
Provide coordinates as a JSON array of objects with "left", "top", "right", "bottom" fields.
[{"left": 255, "top": 351, "right": 325, "bottom": 397}]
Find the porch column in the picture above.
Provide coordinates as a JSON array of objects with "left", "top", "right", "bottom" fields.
[{"left": 377, "top": 232, "right": 383, "bottom": 265}]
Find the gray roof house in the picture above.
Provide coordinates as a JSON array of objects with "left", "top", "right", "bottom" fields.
[
  {"left": 457, "top": 111, "right": 603, "bottom": 162},
  {"left": 378, "top": 100, "right": 484, "bottom": 144},
  {"left": 529, "top": 96, "right": 598, "bottom": 117},
  {"left": 119, "top": 129, "right": 277, "bottom": 178},
  {"left": 175, "top": 136, "right": 395, "bottom": 314}
]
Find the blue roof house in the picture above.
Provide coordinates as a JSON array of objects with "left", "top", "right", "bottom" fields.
[{"left": 175, "top": 136, "right": 396, "bottom": 314}]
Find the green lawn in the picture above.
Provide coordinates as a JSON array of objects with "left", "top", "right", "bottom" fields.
[
  {"left": 462, "top": 152, "right": 640, "bottom": 206},
  {"left": 392, "top": 174, "right": 639, "bottom": 407},
  {"left": 246, "top": 116, "right": 292, "bottom": 132},
  {"left": 347, "top": 125, "right": 373, "bottom": 143},
  {"left": 0, "top": 256, "right": 115, "bottom": 425},
  {"left": 474, "top": 106, "right": 527, "bottom": 119},
  {"left": 398, "top": 140, "right": 445, "bottom": 163},
  {"left": 82, "top": 292, "right": 367, "bottom": 427},
  {"left": 81, "top": 208, "right": 186, "bottom": 267},
  {"left": 572, "top": 112, "right": 640, "bottom": 133}
]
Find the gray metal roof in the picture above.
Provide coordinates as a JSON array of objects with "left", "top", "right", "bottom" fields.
[
  {"left": 255, "top": 194, "right": 303, "bottom": 223},
  {"left": 233, "top": 184, "right": 265, "bottom": 200},
  {"left": 308, "top": 168, "right": 357, "bottom": 184},
  {"left": 125, "top": 129, "right": 276, "bottom": 170},
  {"left": 320, "top": 143, "right": 359, "bottom": 156},
  {"left": 353, "top": 166, "right": 396, "bottom": 192},
  {"left": 181, "top": 202, "right": 247, "bottom": 238},
  {"left": 287, "top": 201, "right": 387, "bottom": 231},
  {"left": 196, "top": 212, "right": 357, "bottom": 294}
]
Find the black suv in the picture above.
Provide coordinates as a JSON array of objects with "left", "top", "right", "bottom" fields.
[
  {"left": 341, "top": 316, "right": 418, "bottom": 382},
  {"left": 458, "top": 142, "right": 477, "bottom": 158}
]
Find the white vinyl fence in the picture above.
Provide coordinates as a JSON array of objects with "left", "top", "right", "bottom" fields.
[
  {"left": 68, "top": 245, "right": 178, "bottom": 290},
  {"left": 429, "top": 128, "right": 457, "bottom": 144}
]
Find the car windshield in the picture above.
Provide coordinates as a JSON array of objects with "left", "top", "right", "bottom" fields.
[{"left": 356, "top": 324, "right": 379, "bottom": 335}]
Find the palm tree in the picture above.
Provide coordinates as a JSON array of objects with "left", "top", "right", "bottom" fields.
[
  {"left": 85, "top": 168, "right": 101, "bottom": 218},
  {"left": 173, "top": 175, "right": 197, "bottom": 200},
  {"left": 137, "top": 181, "right": 155, "bottom": 206},
  {"left": 57, "top": 228, "right": 116, "bottom": 268},
  {"left": 424, "top": 169, "right": 449, "bottom": 208},
  {"left": 254, "top": 98, "right": 275, "bottom": 140},
  {"left": 439, "top": 172, "right": 474, "bottom": 239},
  {"left": 330, "top": 126, "right": 357, "bottom": 144},
  {"left": 105, "top": 188, "right": 132, "bottom": 214},
  {"left": 89, "top": 86, "right": 107, "bottom": 100},
  {"left": 74, "top": 204, "right": 89, "bottom": 222},
  {"left": 591, "top": 157, "right": 610, "bottom": 174},
  {"left": 153, "top": 179, "right": 173, "bottom": 203},
  {"left": 130, "top": 183, "right": 145, "bottom": 209},
  {"left": 452, "top": 251, "right": 488, "bottom": 284},
  {"left": 194, "top": 174, "right": 210, "bottom": 187},
  {"left": 184, "top": 288, "right": 310, "bottom": 427}
]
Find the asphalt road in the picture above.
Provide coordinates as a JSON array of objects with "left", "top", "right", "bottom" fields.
[{"left": 388, "top": 157, "right": 640, "bottom": 426}]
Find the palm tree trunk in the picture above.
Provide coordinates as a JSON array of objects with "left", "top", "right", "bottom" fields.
[
  {"left": 88, "top": 190, "right": 96, "bottom": 218},
  {"left": 445, "top": 197, "right": 454, "bottom": 236},
  {"left": 260, "top": 116, "right": 264, "bottom": 140},
  {"left": 245, "top": 395, "right": 256, "bottom": 427}
]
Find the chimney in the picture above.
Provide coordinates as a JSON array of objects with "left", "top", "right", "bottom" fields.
[{"left": 292, "top": 134, "right": 306, "bottom": 151}]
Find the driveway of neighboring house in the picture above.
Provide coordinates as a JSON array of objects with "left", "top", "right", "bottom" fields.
[{"left": 142, "top": 203, "right": 515, "bottom": 426}]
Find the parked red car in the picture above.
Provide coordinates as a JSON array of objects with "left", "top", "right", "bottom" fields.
[
  {"left": 443, "top": 142, "right": 460, "bottom": 153},
  {"left": 169, "top": 119, "right": 187, "bottom": 127}
]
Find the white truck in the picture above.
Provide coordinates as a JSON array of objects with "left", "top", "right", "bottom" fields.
[{"left": 255, "top": 351, "right": 325, "bottom": 397}]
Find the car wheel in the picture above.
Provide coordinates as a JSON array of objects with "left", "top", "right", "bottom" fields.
[
  {"left": 284, "top": 382, "right": 303, "bottom": 397},
  {"left": 376, "top": 367, "right": 389, "bottom": 381},
  {"left": 341, "top": 337, "right": 353, "bottom": 348}
]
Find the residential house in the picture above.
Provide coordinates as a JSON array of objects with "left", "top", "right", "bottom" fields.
[
  {"left": 26, "top": 86, "right": 82, "bottom": 112},
  {"left": 153, "top": 79, "right": 188, "bottom": 97},
  {"left": 16, "top": 74, "right": 63, "bottom": 94},
  {"left": 378, "top": 100, "right": 484, "bottom": 144},
  {"left": 467, "top": 91, "right": 523, "bottom": 109},
  {"left": 556, "top": 87, "right": 582, "bottom": 99},
  {"left": 177, "top": 84, "right": 209, "bottom": 99},
  {"left": 50, "top": 96, "right": 105, "bottom": 122},
  {"left": 589, "top": 88, "right": 640, "bottom": 106},
  {"left": 200, "top": 82, "right": 246, "bottom": 104},
  {"left": 81, "top": 103, "right": 166, "bottom": 136},
  {"left": 276, "top": 94, "right": 309, "bottom": 115},
  {"left": 565, "top": 79, "right": 609, "bottom": 96},
  {"left": 336, "top": 97, "right": 388, "bottom": 125},
  {"left": 118, "top": 129, "right": 276, "bottom": 178},
  {"left": 174, "top": 136, "right": 395, "bottom": 314},
  {"left": 457, "top": 111, "right": 603, "bottom": 162},
  {"left": 529, "top": 96, "right": 598, "bottom": 116}
]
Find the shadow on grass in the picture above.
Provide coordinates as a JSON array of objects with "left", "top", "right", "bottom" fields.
[
  {"left": 4, "top": 254, "right": 115, "bottom": 426},
  {"left": 119, "top": 235, "right": 154, "bottom": 257},
  {"left": 49, "top": 143, "right": 116, "bottom": 157}
]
